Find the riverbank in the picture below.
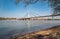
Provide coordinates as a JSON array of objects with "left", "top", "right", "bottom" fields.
[
  {"left": 0, "top": 17, "right": 60, "bottom": 20},
  {"left": 9, "top": 25, "right": 60, "bottom": 39}
]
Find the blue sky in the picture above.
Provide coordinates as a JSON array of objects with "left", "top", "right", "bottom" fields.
[{"left": 0, "top": 0, "right": 52, "bottom": 18}]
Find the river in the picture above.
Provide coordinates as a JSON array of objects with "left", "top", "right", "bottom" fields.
[{"left": 0, "top": 20, "right": 60, "bottom": 39}]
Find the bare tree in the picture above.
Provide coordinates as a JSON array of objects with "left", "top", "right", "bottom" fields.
[{"left": 15, "top": 0, "right": 60, "bottom": 15}]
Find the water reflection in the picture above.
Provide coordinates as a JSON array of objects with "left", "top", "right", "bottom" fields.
[{"left": 0, "top": 20, "right": 60, "bottom": 39}]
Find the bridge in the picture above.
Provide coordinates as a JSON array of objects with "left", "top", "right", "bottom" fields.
[
  {"left": 18, "top": 3, "right": 60, "bottom": 20},
  {"left": 18, "top": 14, "right": 60, "bottom": 20}
]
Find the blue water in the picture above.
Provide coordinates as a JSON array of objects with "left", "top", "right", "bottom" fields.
[{"left": 0, "top": 20, "right": 60, "bottom": 39}]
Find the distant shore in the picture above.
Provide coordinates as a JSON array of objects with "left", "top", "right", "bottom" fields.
[
  {"left": 0, "top": 17, "right": 60, "bottom": 20},
  {"left": 0, "top": 18, "right": 17, "bottom": 20}
]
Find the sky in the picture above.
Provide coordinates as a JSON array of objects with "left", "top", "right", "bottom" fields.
[{"left": 0, "top": 0, "right": 52, "bottom": 18}]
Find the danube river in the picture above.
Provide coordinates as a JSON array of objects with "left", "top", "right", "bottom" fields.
[{"left": 0, "top": 20, "right": 60, "bottom": 39}]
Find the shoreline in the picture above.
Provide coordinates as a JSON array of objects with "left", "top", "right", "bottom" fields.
[
  {"left": 9, "top": 25, "right": 60, "bottom": 39},
  {"left": 0, "top": 18, "right": 60, "bottom": 20},
  {"left": 0, "top": 19, "right": 60, "bottom": 20}
]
